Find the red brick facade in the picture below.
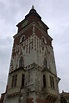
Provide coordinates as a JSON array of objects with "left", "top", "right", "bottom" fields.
[{"left": 26, "top": 98, "right": 33, "bottom": 103}]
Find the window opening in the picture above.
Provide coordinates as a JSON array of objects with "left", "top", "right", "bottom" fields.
[
  {"left": 43, "top": 57, "right": 47, "bottom": 69},
  {"left": 20, "top": 35, "right": 25, "bottom": 43},
  {"left": 19, "top": 56, "right": 24, "bottom": 67},
  {"left": 50, "top": 76, "right": 55, "bottom": 89},
  {"left": 43, "top": 75, "right": 46, "bottom": 87},
  {"left": 21, "top": 74, "right": 25, "bottom": 87},
  {"left": 11, "top": 75, "right": 17, "bottom": 87}
]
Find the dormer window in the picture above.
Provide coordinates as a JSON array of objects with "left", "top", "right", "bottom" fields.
[{"left": 20, "top": 35, "right": 25, "bottom": 43}]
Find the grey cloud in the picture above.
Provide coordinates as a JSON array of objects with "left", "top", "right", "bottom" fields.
[
  {"left": 0, "top": 37, "right": 12, "bottom": 94},
  {"left": 0, "top": 37, "right": 12, "bottom": 71},
  {"left": 0, "top": 80, "right": 7, "bottom": 95},
  {"left": 0, "top": 37, "right": 12, "bottom": 65},
  {"left": 0, "top": 0, "right": 35, "bottom": 23},
  {"left": 0, "top": 37, "right": 12, "bottom": 47},
  {"left": 0, "top": 69, "right": 8, "bottom": 94}
]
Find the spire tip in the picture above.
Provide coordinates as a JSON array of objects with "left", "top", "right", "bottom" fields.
[{"left": 32, "top": 5, "right": 34, "bottom": 9}]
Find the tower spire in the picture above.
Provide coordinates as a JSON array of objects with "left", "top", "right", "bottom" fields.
[{"left": 32, "top": 5, "right": 34, "bottom": 9}]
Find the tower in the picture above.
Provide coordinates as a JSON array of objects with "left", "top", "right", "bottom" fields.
[{"left": 4, "top": 6, "right": 60, "bottom": 103}]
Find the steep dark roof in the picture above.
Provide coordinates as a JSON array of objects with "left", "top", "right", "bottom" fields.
[{"left": 25, "top": 6, "right": 41, "bottom": 20}]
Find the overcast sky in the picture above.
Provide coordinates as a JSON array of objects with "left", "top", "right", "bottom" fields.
[{"left": 0, "top": 0, "right": 69, "bottom": 95}]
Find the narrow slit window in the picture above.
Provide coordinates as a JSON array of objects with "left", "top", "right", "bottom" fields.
[
  {"left": 11, "top": 75, "right": 17, "bottom": 87},
  {"left": 43, "top": 75, "right": 46, "bottom": 87},
  {"left": 19, "top": 56, "right": 24, "bottom": 68},
  {"left": 50, "top": 76, "right": 55, "bottom": 89},
  {"left": 21, "top": 74, "right": 25, "bottom": 88}
]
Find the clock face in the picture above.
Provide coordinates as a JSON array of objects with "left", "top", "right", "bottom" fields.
[{"left": 22, "top": 20, "right": 28, "bottom": 28}]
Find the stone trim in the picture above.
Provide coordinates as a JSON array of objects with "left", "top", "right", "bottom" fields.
[
  {"left": 25, "top": 63, "right": 42, "bottom": 71},
  {"left": 9, "top": 67, "right": 25, "bottom": 74}
]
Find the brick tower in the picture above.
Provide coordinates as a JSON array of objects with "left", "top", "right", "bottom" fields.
[{"left": 3, "top": 6, "right": 60, "bottom": 103}]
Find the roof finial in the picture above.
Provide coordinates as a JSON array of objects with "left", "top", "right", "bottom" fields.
[{"left": 32, "top": 5, "right": 34, "bottom": 9}]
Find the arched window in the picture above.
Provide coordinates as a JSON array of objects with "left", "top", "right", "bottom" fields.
[
  {"left": 42, "top": 37, "right": 45, "bottom": 43},
  {"left": 22, "top": 35, "right": 25, "bottom": 42},
  {"left": 41, "top": 36, "right": 47, "bottom": 44},
  {"left": 19, "top": 56, "right": 24, "bottom": 67},
  {"left": 20, "top": 35, "right": 25, "bottom": 43}
]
